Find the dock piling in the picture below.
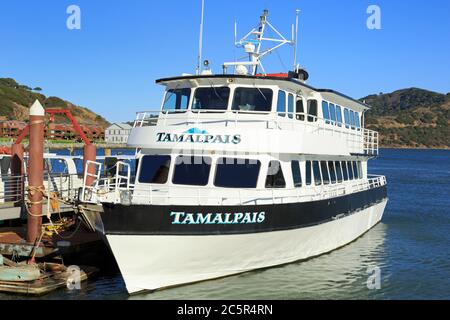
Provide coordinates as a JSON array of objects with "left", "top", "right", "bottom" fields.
[{"left": 27, "top": 100, "right": 45, "bottom": 244}]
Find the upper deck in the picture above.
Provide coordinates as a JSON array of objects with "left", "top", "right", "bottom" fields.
[{"left": 129, "top": 75, "right": 379, "bottom": 157}]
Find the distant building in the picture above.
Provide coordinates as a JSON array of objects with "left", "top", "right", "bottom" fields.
[
  {"left": 0, "top": 120, "right": 105, "bottom": 142},
  {"left": 105, "top": 123, "right": 132, "bottom": 144}
]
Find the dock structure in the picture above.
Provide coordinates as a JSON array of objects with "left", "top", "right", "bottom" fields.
[{"left": 0, "top": 100, "right": 108, "bottom": 296}]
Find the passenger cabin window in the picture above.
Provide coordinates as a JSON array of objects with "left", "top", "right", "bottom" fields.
[
  {"left": 139, "top": 155, "right": 171, "bottom": 184},
  {"left": 328, "top": 161, "right": 337, "bottom": 184},
  {"left": 341, "top": 161, "right": 349, "bottom": 181},
  {"left": 163, "top": 89, "right": 191, "bottom": 111},
  {"left": 336, "top": 105, "right": 343, "bottom": 126},
  {"left": 288, "top": 94, "right": 294, "bottom": 119},
  {"left": 307, "top": 100, "right": 318, "bottom": 122},
  {"left": 173, "top": 156, "right": 211, "bottom": 186},
  {"left": 313, "top": 161, "right": 322, "bottom": 186},
  {"left": 265, "top": 161, "right": 286, "bottom": 188},
  {"left": 291, "top": 161, "right": 302, "bottom": 187},
  {"left": 296, "top": 97, "right": 305, "bottom": 121},
  {"left": 305, "top": 161, "right": 312, "bottom": 185},
  {"left": 277, "top": 91, "right": 286, "bottom": 117},
  {"left": 320, "top": 161, "right": 330, "bottom": 185},
  {"left": 347, "top": 161, "right": 354, "bottom": 180},
  {"left": 192, "top": 87, "right": 230, "bottom": 111},
  {"left": 214, "top": 158, "right": 261, "bottom": 188},
  {"left": 352, "top": 161, "right": 359, "bottom": 179},
  {"left": 232, "top": 88, "right": 273, "bottom": 112},
  {"left": 335, "top": 161, "right": 343, "bottom": 183}
]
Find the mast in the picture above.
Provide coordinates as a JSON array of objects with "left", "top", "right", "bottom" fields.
[
  {"left": 293, "top": 9, "right": 300, "bottom": 71},
  {"left": 196, "top": 0, "right": 205, "bottom": 75}
]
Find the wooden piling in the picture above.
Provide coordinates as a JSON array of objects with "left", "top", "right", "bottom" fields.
[
  {"left": 83, "top": 144, "right": 97, "bottom": 186},
  {"left": 27, "top": 100, "right": 45, "bottom": 244}
]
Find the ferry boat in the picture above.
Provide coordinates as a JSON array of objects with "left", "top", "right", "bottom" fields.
[{"left": 81, "top": 10, "right": 388, "bottom": 294}]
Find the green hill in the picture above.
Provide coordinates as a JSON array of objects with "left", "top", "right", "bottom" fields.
[
  {"left": 0, "top": 78, "right": 109, "bottom": 127},
  {"left": 362, "top": 88, "right": 450, "bottom": 149}
]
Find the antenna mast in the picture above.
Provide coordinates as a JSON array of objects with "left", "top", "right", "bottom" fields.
[
  {"left": 293, "top": 9, "right": 300, "bottom": 71},
  {"left": 223, "top": 9, "right": 295, "bottom": 76},
  {"left": 196, "top": 0, "right": 205, "bottom": 75}
]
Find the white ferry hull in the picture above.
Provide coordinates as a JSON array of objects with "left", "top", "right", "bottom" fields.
[{"left": 106, "top": 199, "right": 387, "bottom": 294}]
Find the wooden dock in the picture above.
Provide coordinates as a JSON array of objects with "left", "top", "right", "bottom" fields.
[{"left": 0, "top": 262, "right": 97, "bottom": 295}]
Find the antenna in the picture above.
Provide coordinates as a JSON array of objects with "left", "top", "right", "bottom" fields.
[
  {"left": 196, "top": 0, "right": 205, "bottom": 75},
  {"left": 223, "top": 9, "right": 294, "bottom": 76},
  {"left": 293, "top": 9, "right": 300, "bottom": 71}
]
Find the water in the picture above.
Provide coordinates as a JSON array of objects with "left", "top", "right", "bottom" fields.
[{"left": 1, "top": 149, "right": 449, "bottom": 300}]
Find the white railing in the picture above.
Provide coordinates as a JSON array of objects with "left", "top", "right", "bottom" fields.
[
  {"left": 132, "top": 109, "right": 379, "bottom": 156},
  {"left": 84, "top": 174, "right": 386, "bottom": 207}
]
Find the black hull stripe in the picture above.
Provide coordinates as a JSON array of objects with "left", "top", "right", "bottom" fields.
[{"left": 101, "top": 186, "right": 387, "bottom": 236}]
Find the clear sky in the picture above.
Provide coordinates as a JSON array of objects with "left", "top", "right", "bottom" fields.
[{"left": 1, "top": 0, "right": 449, "bottom": 122}]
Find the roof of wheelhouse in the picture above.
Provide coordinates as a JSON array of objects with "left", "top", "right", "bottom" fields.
[{"left": 155, "top": 74, "right": 371, "bottom": 112}]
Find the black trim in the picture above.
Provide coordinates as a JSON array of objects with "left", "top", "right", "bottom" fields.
[{"left": 101, "top": 186, "right": 387, "bottom": 236}]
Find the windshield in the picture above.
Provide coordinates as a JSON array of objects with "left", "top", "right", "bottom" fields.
[
  {"left": 192, "top": 87, "right": 230, "bottom": 111},
  {"left": 162, "top": 89, "right": 191, "bottom": 111},
  {"left": 232, "top": 88, "right": 273, "bottom": 112}
]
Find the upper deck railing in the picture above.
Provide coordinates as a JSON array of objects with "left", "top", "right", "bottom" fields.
[{"left": 132, "top": 109, "right": 379, "bottom": 156}]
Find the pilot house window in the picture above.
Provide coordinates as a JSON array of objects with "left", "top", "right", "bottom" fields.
[
  {"left": 232, "top": 88, "right": 273, "bottom": 112},
  {"left": 162, "top": 89, "right": 191, "bottom": 111},
  {"left": 193, "top": 87, "right": 230, "bottom": 111}
]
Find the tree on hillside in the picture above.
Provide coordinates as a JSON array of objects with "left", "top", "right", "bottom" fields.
[{"left": 33, "top": 87, "right": 43, "bottom": 92}]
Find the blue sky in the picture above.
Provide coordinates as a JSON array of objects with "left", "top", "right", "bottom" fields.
[{"left": 1, "top": 0, "right": 449, "bottom": 122}]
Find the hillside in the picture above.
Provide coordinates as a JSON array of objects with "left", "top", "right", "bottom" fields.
[
  {"left": 0, "top": 78, "right": 109, "bottom": 127},
  {"left": 362, "top": 88, "right": 450, "bottom": 149}
]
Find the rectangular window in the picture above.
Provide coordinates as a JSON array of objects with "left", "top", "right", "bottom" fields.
[
  {"left": 288, "top": 94, "right": 294, "bottom": 119},
  {"left": 232, "top": 87, "right": 273, "bottom": 112},
  {"left": 139, "top": 155, "right": 171, "bottom": 184},
  {"left": 347, "top": 161, "right": 354, "bottom": 180},
  {"left": 329, "top": 103, "right": 337, "bottom": 124},
  {"left": 344, "top": 108, "right": 350, "bottom": 129},
  {"left": 355, "top": 112, "right": 361, "bottom": 129},
  {"left": 306, "top": 161, "right": 312, "bottom": 186},
  {"left": 353, "top": 161, "right": 359, "bottom": 179},
  {"left": 192, "top": 87, "right": 230, "bottom": 111},
  {"left": 313, "top": 161, "right": 322, "bottom": 186},
  {"left": 341, "top": 161, "right": 349, "bottom": 181},
  {"left": 358, "top": 161, "right": 363, "bottom": 179},
  {"left": 296, "top": 97, "right": 305, "bottom": 121},
  {"left": 265, "top": 161, "right": 286, "bottom": 188},
  {"left": 328, "top": 161, "right": 337, "bottom": 184},
  {"left": 214, "top": 158, "right": 261, "bottom": 188},
  {"left": 173, "top": 156, "right": 211, "bottom": 186},
  {"left": 162, "top": 89, "right": 191, "bottom": 111},
  {"left": 277, "top": 91, "right": 286, "bottom": 117},
  {"left": 336, "top": 105, "right": 343, "bottom": 126},
  {"left": 350, "top": 110, "right": 356, "bottom": 129},
  {"left": 322, "top": 101, "right": 330, "bottom": 121},
  {"left": 335, "top": 161, "right": 343, "bottom": 183},
  {"left": 320, "top": 161, "right": 330, "bottom": 185},
  {"left": 291, "top": 160, "right": 302, "bottom": 187},
  {"left": 307, "top": 100, "right": 318, "bottom": 122}
]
